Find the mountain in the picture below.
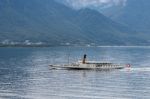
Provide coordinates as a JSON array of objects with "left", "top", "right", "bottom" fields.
[
  {"left": 101, "top": 0, "right": 150, "bottom": 41},
  {"left": 0, "top": 0, "right": 148, "bottom": 46}
]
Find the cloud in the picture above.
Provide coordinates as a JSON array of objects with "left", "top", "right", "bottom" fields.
[{"left": 56, "top": 0, "right": 127, "bottom": 9}]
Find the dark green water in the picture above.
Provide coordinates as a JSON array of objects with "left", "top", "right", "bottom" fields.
[{"left": 0, "top": 47, "right": 150, "bottom": 99}]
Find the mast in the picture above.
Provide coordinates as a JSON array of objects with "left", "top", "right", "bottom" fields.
[{"left": 67, "top": 53, "right": 70, "bottom": 65}]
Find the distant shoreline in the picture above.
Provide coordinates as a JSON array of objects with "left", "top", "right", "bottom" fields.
[
  {"left": 0, "top": 45, "right": 150, "bottom": 48},
  {"left": 0, "top": 44, "right": 58, "bottom": 47}
]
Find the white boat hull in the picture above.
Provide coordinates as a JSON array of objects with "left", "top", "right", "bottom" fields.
[
  {"left": 49, "top": 55, "right": 128, "bottom": 70},
  {"left": 49, "top": 63, "right": 125, "bottom": 70}
]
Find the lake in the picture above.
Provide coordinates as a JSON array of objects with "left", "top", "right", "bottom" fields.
[{"left": 0, "top": 46, "right": 150, "bottom": 99}]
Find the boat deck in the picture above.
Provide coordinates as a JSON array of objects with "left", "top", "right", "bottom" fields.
[{"left": 49, "top": 63, "right": 125, "bottom": 70}]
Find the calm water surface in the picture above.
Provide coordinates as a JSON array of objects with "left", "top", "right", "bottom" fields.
[{"left": 0, "top": 47, "right": 150, "bottom": 99}]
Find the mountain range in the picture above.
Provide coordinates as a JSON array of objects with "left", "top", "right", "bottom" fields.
[
  {"left": 97, "top": 0, "right": 150, "bottom": 42},
  {"left": 0, "top": 0, "right": 148, "bottom": 46}
]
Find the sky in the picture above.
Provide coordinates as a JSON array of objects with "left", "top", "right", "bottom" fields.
[{"left": 56, "top": 0, "right": 127, "bottom": 9}]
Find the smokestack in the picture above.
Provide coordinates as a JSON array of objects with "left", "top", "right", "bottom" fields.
[{"left": 82, "top": 54, "right": 87, "bottom": 64}]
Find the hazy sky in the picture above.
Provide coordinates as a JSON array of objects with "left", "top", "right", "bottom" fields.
[{"left": 57, "top": 0, "right": 127, "bottom": 9}]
